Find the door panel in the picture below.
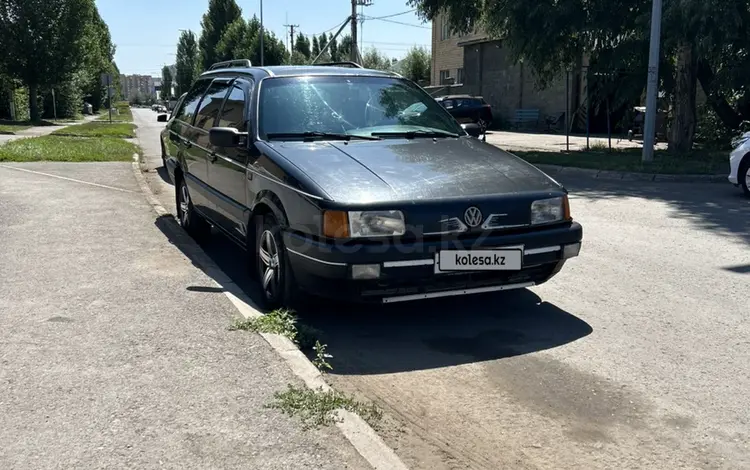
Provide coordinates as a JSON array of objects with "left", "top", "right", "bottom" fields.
[{"left": 208, "top": 83, "right": 252, "bottom": 240}]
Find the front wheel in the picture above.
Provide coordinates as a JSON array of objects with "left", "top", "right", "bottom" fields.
[
  {"left": 176, "top": 178, "right": 211, "bottom": 240},
  {"left": 256, "top": 214, "right": 301, "bottom": 309}
]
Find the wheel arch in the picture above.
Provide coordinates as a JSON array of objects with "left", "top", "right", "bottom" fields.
[{"left": 246, "top": 190, "right": 290, "bottom": 248}]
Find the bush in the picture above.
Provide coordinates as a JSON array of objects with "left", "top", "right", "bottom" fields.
[
  {"left": 42, "top": 77, "right": 83, "bottom": 120},
  {"left": 695, "top": 104, "right": 736, "bottom": 150}
]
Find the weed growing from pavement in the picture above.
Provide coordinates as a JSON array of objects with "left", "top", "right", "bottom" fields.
[
  {"left": 267, "top": 385, "right": 382, "bottom": 430},
  {"left": 229, "top": 308, "right": 323, "bottom": 352},
  {"left": 312, "top": 341, "right": 333, "bottom": 372}
]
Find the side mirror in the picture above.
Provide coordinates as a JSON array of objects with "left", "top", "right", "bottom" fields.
[
  {"left": 461, "top": 123, "right": 482, "bottom": 138},
  {"left": 209, "top": 127, "right": 248, "bottom": 147},
  {"left": 157, "top": 114, "right": 168, "bottom": 122}
]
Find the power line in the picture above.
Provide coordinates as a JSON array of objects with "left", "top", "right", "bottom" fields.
[
  {"left": 312, "top": 18, "right": 349, "bottom": 37},
  {"left": 368, "top": 9, "right": 416, "bottom": 20},
  {"left": 362, "top": 16, "right": 430, "bottom": 29}
]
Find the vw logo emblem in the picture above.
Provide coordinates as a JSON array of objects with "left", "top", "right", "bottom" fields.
[{"left": 464, "top": 206, "right": 483, "bottom": 227}]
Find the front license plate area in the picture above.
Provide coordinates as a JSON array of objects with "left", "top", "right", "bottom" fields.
[{"left": 435, "top": 248, "right": 523, "bottom": 273}]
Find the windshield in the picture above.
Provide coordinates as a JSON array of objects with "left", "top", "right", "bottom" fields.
[{"left": 258, "top": 75, "right": 464, "bottom": 140}]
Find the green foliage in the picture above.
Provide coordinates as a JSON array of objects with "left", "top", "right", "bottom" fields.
[
  {"left": 287, "top": 51, "right": 311, "bottom": 66},
  {"left": 295, "top": 33, "right": 312, "bottom": 59},
  {"left": 399, "top": 46, "right": 431, "bottom": 84},
  {"left": 42, "top": 74, "right": 84, "bottom": 119},
  {"left": 52, "top": 122, "right": 136, "bottom": 138},
  {"left": 160, "top": 66, "right": 173, "bottom": 101},
  {"left": 78, "top": 7, "right": 115, "bottom": 112},
  {"left": 0, "top": 135, "right": 138, "bottom": 162},
  {"left": 312, "top": 36, "right": 320, "bottom": 58},
  {"left": 267, "top": 385, "right": 382, "bottom": 430},
  {"left": 695, "top": 104, "right": 739, "bottom": 150},
  {"left": 362, "top": 47, "right": 391, "bottom": 71},
  {"left": 198, "top": 0, "right": 243, "bottom": 70},
  {"left": 0, "top": 0, "right": 97, "bottom": 121},
  {"left": 329, "top": 34, "right": 340, "bottom": 62},
  {"left": 175, "top": 30, "right": 200, "bottom": 97},
  {"left": 215, "top": 15, "right": 287, "bottom": 66},
  {"left": 229, "top": 309, "right": 321, "bottom": 351}
]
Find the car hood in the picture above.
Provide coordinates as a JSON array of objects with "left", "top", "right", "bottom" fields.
[{"left": 272, "top": 137, "right": 560, "bottom": 203}]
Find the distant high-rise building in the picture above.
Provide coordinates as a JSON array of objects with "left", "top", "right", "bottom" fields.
[{"left": 119, "top": 74, "right": 157, "bottom": 100}]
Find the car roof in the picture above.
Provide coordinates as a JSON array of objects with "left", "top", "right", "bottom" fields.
[{"left": 200, "top": 65, "right": 400, "bottom": 80}]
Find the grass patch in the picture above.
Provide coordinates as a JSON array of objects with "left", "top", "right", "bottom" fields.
[
  {"left": 514, "top": 148, "right": 728, "bottom": 175},
  {"left": 0, "top": 135, "right": 139, "bottom": 162},
  {"left": 267, "top": 385, "right": 383, "bottom": 430},
  {"left": 96, "top": 105, "right": 133, "bottom": 122},
  {"left": 53, "top": 122, "right": 136, "bottom": 138},
  {"left": 0, "top": 121, "right": 34, "bottom": 134},
  {"left": 230, "top": 308, "right": 321, "bottom": 351}
]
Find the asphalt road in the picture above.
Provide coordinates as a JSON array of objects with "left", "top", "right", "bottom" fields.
[
  {"left": 134, "top": 108, "right": 750, "bottom": 469},
  {"left": 0, "top": 159, "right": 368, "bottom": 469}
]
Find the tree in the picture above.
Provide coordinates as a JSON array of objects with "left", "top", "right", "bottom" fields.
[
  {"left": 198, "top": 0, "right": 242, "bottom": 70},
  {"left": 409, "top": 0, "right": 750, "bottom": 153},
  {"left": 216, "top": 16, "right": 288, "bottom": 66},
  {"left": 400, "top": 46, "right": 431, "bottom": 84},
  {"left": 362, "top": 47, "right": 391, "bottom": 71},
  {"left": 338, "top": 35, "right": 353, "bottom": 62},
  {"left": 312, "top": 36, "right": 320, "bottom": 58},
  {"left": 0, "top": 0, "right": 96, "bottom": 121},
  {"left": 79, "top": 6, "right": 115, "bottom": 112},
  {"left": 287, "top": 51, "right": 310, "bottom": 66},
  {"left": 295, "top": 33, "right": 312, "bottom": 59},
  {"left": 161, "top": 65, "right": 173, "bottom": 101},
  {"left": 175, "top": 30, "right": 200, "bottom": 97},
  {"left": 329, "top": 34, "right": 339, "bottom": 62},
  {"left": 315, "top": 33, "right": 331, "bottom": 62}
]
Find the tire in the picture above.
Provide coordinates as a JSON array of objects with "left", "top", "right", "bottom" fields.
[
  {"left": 255, "top": 213, "right": 301, "bottom": 309},
  {"left": 740, "top": 157, "right": 750, "bottom": 198},
  {"left": 176, "top": 178, "right": 211, "bottom": 240}
]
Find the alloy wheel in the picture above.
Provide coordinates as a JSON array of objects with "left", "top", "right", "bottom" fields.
[
  {"left": 179, "top": 183, "right": 190, "bottom": 226},
  {"left": 258, "top": 230, "right": 281, "bottom": 300}
]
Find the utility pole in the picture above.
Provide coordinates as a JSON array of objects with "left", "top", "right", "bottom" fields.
[
  {"left": 642, "top": 0, "right": 663, "bottom": 162},
  {"left": 284, "top": 23, "right": 299, "bottom": 55},
  {"left": 351, "top": 0, "right": 358, "bottom": 63},
  {"left": 260, "top": 0, "right": 264, "bottom": 65}
]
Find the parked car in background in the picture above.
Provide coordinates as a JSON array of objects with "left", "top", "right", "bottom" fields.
[
  {"left": 435, "top": 95, "right": 494, "bottom": 131},
  {"left": 158, "top": 60, "right": 582, "bottom": 308},
  {"left": 729, "top": 131, "right": 750, "bottom": 197}
]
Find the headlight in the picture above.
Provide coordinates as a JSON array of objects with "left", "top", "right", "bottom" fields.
[
  {"left": 531, "top": 196, "right": 570, "bottom": 225},
  {"left": 349, "top": 210, "right": 405, "bottom": 237},
  {"left": 323, "top": 210, "right": 405, "bottom": 238}
]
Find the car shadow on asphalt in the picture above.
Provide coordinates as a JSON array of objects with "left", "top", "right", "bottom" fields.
[
  {"left": 566, "top": 178, "right": 750, "bottom": 246},
  {"left": 153, "top": 214, "right": 593, "bottom": 375}
]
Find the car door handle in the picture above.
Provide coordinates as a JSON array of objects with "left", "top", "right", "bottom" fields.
[
  {"left": 182, "top": 139, "right": 192, "bottom": 148},
  {"left": 209, "top": 152, "right": 218, "bottom": 163}
]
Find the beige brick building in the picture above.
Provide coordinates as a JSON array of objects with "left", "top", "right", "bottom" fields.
[{"left": 430, "top": 13, "right": 579, "bottom": 129}]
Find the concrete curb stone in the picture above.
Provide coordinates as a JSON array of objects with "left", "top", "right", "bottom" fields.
[{"left": 534, "top": 163, "right": 725, "bottom": 184}]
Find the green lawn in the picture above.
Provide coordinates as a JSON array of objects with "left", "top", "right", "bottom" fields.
[
  {"left": 514, "top": 148, "right": 728, "bottom": 175},
  {"left": 0, "top": 136, "right": 139, "bottom": 162},
  {"left": 0, "top": 121, "right": 34, "bottom": 134},
  {"left": 53, "top": 122, "right": 136, "bottom": 138}
]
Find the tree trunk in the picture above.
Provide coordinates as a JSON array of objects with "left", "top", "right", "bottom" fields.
[
  {"left": 696, "top": 59, "right": 743, "bottom": 130},
  {"left": 28, "top": 83, "right": 40, "bottom": 123},
  {"left": 668, "top": 41, "right": 698, "bottom": 154}
]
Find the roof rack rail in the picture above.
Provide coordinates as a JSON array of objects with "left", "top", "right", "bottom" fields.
[
  {"left": 316, "top": 61, "right": 363, "bottom": 68},
  {"left": 208, "top": 59, "right": 252, "bottom": 71}
]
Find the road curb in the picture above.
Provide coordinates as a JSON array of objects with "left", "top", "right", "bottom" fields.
[
  {"left": 534, "top": 163, "right": 727, "bottom": 183},
  {"left": 129, "top": 154, "right": 408, "bottom": 470}
]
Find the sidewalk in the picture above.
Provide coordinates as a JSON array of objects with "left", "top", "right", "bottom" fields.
[
  {"left": 0, "top": 115, "right": 99, "bottom": 145},
  {"left": 0, "top": 162, "right": 368, "bottom": 469}
]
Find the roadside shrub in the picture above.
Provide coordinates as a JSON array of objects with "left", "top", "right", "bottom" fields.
[{"left": 695, "top": 104, "right": 735, "bottom": 150}]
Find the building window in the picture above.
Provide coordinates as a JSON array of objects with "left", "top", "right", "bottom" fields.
[
  {"left": 456, "top": 68, "right": 464, "bottom": 84},
  {"left": 439, "top": 70, "right": 451, "bottom": 85},
  {"left": 440, "top": 17, "right": 450, "bottom": 40}
]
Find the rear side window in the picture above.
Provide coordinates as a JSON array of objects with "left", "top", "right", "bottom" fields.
[
  {"left": 194, "top": 80, "right": 232, "bottom": 130},
  {"left": 174, "top": 80, "right": 211, "bottom": 125},
  {"left": 217, "top": 85, "right": 247, "bottom": 130}
]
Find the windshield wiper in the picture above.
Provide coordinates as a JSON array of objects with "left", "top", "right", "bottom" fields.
[
  {"left": 370, "top": 129, "right": 460, "bottom": 139},
  {"left": 265, "top": 132, "right": 381, "bottom": 142}
]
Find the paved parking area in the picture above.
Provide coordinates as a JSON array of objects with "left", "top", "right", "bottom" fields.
[
  {"left": 485, "top": 130, "right": 668, "bottom": 153},
  {"left": 0, "top": 160, "right": 368, "bottom": 469},
  {"left": 133, "top": 108, "right": 749, "bottom": 470}
]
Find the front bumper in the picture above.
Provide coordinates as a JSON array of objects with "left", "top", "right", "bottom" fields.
[
  {"left": 729, "top": 144, "right": 748, "bottom": 186},
  {"left": 284, "top": 222, "right": 583, "bottom": 303}
]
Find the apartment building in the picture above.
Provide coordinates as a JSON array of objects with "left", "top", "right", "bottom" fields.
[
  {"left": 430, "top": 14, "right": 487, "bottom": 87},
  {"left": 120, "top": 74, "right": 156, "bottom": 101}
]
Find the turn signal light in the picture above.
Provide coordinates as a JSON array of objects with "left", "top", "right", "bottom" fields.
[
  {"left": 323, "top": 210, "right": 350, "bottom": 238},
  {"left": 563, "top": 195, "right": 571, "bottom": 220}
]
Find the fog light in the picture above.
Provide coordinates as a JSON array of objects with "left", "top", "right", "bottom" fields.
[
  {"left": 563, "top": 243, "right": 581, "bottom": 259},
  {"left": 352, "top": 264, "right": 381, "bottom": 280}
]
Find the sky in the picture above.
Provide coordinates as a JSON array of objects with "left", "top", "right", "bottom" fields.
[{"left": 95, "top": 0, "right": 433, "bottom": 76}]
